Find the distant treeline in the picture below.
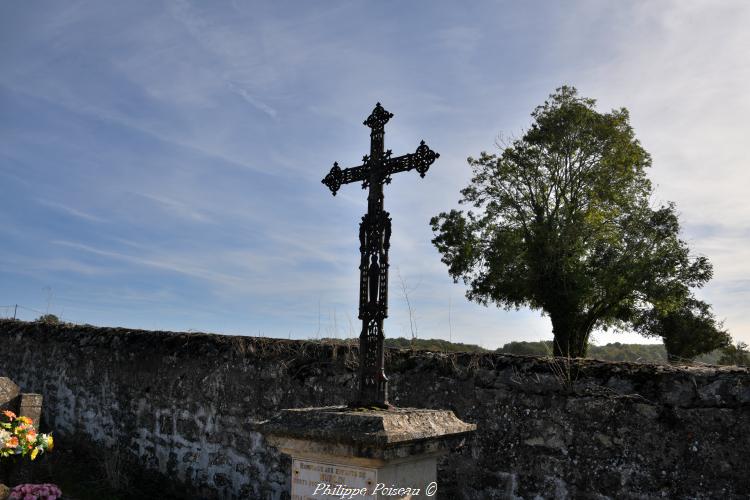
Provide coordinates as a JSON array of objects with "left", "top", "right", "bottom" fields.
[
  {"left": 496, "top": 340, "right": 749, "bottom": 365},
  {"left": 384, "top": 336, "right": 488, "bottom": 353},
  {"left": 319, "top": 337, "right": 749, "bottom": 366},
  {"left": 320, "top": 337, "right": 489, "bottom": 353},
  {"left": 497, "top": 340, "right": 673, "bottom": 363}
]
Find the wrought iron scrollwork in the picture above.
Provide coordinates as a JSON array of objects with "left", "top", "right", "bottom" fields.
[
  {"left": 322, "top": 103, "right": 439, "bottom": 408},
  {"left": 322, "top": 162, "right": 343, "bottom": 195},
  {"left": 363, "top": 102, "right": 394, "bottom": 130},
  {"left": 414, "top": 140, "right": 439, "bottom": 177}
]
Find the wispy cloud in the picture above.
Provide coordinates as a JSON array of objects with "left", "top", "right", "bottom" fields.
[
  {"left": 134, "top": 192, "right": 213, "bottom": 223},
  {"left": 34, "top": 199, "right": 105, "bottom": 223},
  {"left": 51, "top": 240, "right": 245, "bottom": 289},
  {"left": 0, "top": 83, "right": 272, "bottom": 176},
  {"left": 226, "top": 80, "right": 278, "bottom": 119}
]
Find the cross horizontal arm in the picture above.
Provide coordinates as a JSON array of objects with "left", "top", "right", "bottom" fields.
[
  {"left": 322, "top": 162, "right": 368, "bottom": 195},
  {"left": 385, "top": 141, "right": 440, "bottom": 178}
]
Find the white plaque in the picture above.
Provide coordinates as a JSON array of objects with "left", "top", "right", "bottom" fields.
[{"left": 291, "top": 458, "right": 377, "bottom": 500}]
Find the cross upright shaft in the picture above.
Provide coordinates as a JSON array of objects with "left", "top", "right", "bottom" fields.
[{"left": 322, "top": 103, "right": 439, "bottom": 408}]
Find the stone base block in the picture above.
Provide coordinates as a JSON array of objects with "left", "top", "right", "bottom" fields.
[{"left": 258, "top": 406, "right": 475, "bottom": 499}]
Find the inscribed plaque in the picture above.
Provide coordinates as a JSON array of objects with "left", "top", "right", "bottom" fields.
[{"left": 291, "top": 458, "right": 377, "bottom": 500}]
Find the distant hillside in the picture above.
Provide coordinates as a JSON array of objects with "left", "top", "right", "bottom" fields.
[{"left": 319, "top": 337, "right": 489, "bottom": 353}]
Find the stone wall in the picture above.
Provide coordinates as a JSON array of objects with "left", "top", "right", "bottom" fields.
[{"left": 1, "top": 319, "right": 748, "bottom": 499}]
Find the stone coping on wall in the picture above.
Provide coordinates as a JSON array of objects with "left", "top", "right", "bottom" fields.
[{"left": 1, "top": 319, "right": 748, "bottom": 409}]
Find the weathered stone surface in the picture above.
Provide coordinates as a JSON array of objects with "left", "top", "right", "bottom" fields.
[
  {"left": 0, "top": 376, "right": 42, "bottom": 430},
  {"left": 260, "top": 406, "right": 475, "bottom": 446},
  {"left": 0, "top": 319, "right": 749, "bottom": 499},
  {"left": 0, "top": 483, "right": 9, "bottom": 500},
  {"left": 259, "top": 406, "right": 475, "bottom": 467},
  {"left": 0, "top": 377, "right": 19, "bottom": 410},
  {"left": 17, "top": 393, "right": 43, "bottom": 429}
]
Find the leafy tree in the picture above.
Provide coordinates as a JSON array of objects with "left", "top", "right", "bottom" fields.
[
  {"left": 717, "top": 341, "right": 750, "bottom": 367},
  {"left": 431, "top": 86, "right": 713, "bottom": 358},
  {"left": 633, "top": 297, "right": 729, "bottom": 362},
  {"left": 36, "top": 314, "right": 60, "bottom": 325}
]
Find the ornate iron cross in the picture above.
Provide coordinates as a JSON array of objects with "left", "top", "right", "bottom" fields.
[{"left": 322, "top": 103, "right": 439, "bottom": 408}]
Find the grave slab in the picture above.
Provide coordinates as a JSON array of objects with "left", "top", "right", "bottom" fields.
[{"left": 0, "top": 377, "right": 42, "bottom": 430}]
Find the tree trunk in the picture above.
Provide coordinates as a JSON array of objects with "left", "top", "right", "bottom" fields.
[
  {"left": 550, "top": 311, "right": 591, "bottom": 358},
  {"left": 663, "top": 336, "right": 693, "bottom": 365}
]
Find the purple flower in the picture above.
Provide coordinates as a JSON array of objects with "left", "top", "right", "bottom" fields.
[{"left": 8, "top": 483, "right": 62, "bottom": 500}]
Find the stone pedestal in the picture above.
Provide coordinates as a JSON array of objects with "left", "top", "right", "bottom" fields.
[{"left": 258, "top": 406, "right": 475, "bottom": 499}]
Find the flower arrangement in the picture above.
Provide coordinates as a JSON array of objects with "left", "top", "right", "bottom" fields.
[
  {"left": 0, "top": 411, "right": 53, "bottom": 461},
  {"left": 8, "top": 483, "right": 61, "bottom": 500}
]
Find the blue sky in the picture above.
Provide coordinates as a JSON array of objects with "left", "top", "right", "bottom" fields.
[{"left": 1, "top": 1, "right": 748, "bottom": 348}]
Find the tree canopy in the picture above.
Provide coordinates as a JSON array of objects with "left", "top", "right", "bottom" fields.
[
  {"left": 717, "top": 341, "right": 750, "bottom": 367},
  {"left": 633, "top": 297, "right": 729, "bottom": 362},
  {"left": 431, "top": 86, "right": 720, "bottom": 358}
]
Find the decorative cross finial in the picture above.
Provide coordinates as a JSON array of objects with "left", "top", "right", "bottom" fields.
[{"left": 363, "top": 102, "right": 394, "bottom": 130}]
